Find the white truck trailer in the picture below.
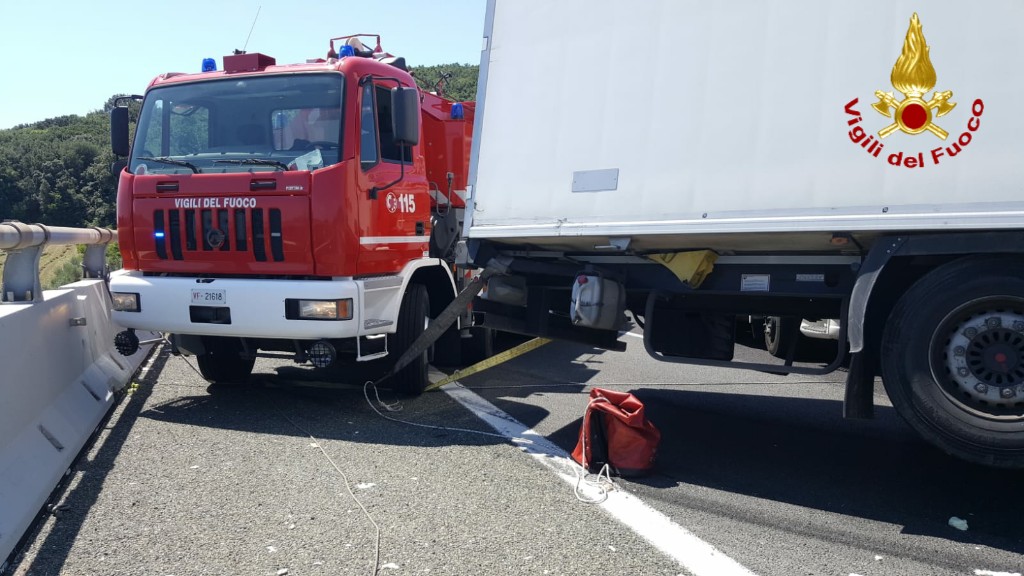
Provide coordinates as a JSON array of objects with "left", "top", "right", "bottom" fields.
[{"left": 461, "top": 0, "right": 1024, "bottom": 467}]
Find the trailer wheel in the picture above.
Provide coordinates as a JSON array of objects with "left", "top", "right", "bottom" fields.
[
  {"left": 391, "top": 284, "right": 430, "bottom": 396},
  {"left": 881, "top": 257, "right": 1024, "bottom": 468},
  {"left": 764, "top": 316, "right": 838, "bottom": 362},
  {"left": 196, "top": 337, "right": 255, "bottom": 384},
  {"left": 764, "top": 316, "right": 800, "bottom": 358}
]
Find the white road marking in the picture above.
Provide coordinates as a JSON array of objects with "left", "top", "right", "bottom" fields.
[
  {"left": 624, "top": 331, "right": 644, "bottom": 339},
  {"left": 438, "top": 375, "right": 758, "bottom": 576}
]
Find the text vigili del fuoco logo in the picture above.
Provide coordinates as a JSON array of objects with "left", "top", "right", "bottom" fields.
[{"left": 844, "top": 13, "right": 984, "bottom": 168}]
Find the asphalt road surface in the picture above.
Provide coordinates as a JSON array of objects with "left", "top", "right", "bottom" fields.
[{"left": 8, "top": 330, "right": 1024, "bottom": 576}]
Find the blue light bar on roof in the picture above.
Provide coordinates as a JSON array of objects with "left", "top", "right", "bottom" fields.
[{"left": 202, "top": 58, "right": 217, "bottom": 72}]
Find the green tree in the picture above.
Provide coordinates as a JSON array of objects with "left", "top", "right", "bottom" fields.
[
  {"left": 411, "top": 63, "right": 479, "bottom": 101},
  {"left": 0, "top": 99, "right": 121, "bottom": 227}
]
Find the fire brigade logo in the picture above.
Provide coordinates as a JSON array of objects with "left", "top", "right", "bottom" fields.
[
  {"left": 844, "top": 13, "right": 984, "bottom": 169},
  {"left": 871, "top": 13, "right": 955, "bottom": 140},
  {"left": 385, "top": 191, "right": 399, "bottom": 214}
]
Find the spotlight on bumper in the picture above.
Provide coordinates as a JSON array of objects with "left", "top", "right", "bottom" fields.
[
  {"left": 114, "top": 330, "right": 140, "bottom": 356},
  {"left": 307, "top": 340, "right": 337, "bottom": 368}
]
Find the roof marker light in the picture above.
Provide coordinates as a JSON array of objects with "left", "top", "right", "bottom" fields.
[{"left": 202, "top": 58, "right": 217, "bottom": 72}]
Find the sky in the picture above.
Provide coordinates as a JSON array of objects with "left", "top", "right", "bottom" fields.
[{"left": 0, "top": 0, "right": 488, "bottom": 129}]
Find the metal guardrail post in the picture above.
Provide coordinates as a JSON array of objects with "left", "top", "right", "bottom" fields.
[{"left": 0, "top": 221, "right": 117, "bottom": 304}]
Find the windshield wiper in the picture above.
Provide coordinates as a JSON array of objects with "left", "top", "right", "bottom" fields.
[
  {"left": 138, "top": 156, "right": 200, "bottom": 173},
  {"left": 214, "top": 158, "right": 290, "bottom": 171}
]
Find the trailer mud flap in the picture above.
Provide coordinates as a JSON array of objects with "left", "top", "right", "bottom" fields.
[{"left": 645, "top": 293, "right": 735, "bottom": 361}]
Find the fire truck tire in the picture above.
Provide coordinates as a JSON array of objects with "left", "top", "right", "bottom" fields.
[
  {"left": 880, "top": 257, "right": 1024, "bottom": 468},
  {"left": 196, "top": 337, "right": 255, "bottom": 384},
  {"left": 391, "top": 284, "right": 430, "bottom": 396}
]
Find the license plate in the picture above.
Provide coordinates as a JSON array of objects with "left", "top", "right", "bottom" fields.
[{"left": 191, "top": 288, "right": 227, "bottom": 306}]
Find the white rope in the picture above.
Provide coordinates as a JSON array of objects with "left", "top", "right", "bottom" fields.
[
  {"left": 177, "top": 355, "right": 383, "bottom": 576},
  {"left": 277, "top": 411, "right": 383, "bottom": 576},
  {"left": 365, "top": 380, "right": 618, "bottom": 504},
  {"left": 572, "top": 400, "right": 617, "bottom": 504},
  {"left": 451, "top": 379, "right": 828, "bottom": 391},
  {"left": 363, "top": 380, "right": 508, "bottom": 439},
  {"left": 574, "top": 464, "right": 615, "bottom": 504}
]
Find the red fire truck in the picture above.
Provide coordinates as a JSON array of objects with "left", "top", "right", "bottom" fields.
[{"left": 108, "top": 35, "right": 487, "bottom": 394}]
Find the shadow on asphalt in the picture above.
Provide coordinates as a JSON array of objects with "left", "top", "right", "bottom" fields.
[
  {"left": 552, "top": 387, "right": 1024, "bottom": 557},
  {"left": 18, "top": 335, "right": 1023, "bottom": 575},
  {"left": 9, "top": 347, "right": 172, "bottom": 576},
  {"left": 8, "top": 340, "right": 532, "bottom": 575},
  {"left": 451, "top": 336, "right": 1024, "bottom": 557}
]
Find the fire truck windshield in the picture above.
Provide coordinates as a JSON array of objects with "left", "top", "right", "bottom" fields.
[{"left": 129, "top": 73, "right": 344, "bottom": 174}]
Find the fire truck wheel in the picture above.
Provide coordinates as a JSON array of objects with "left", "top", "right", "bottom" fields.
[
  {"left": 391, "top": 284, "right": 430, "bottom": 396},
  {"left": 881, "top": 257, "right": 1024, "bottom": 468},
  {"left": 196, "top": 337, "right": 255, "bottom": 384}
]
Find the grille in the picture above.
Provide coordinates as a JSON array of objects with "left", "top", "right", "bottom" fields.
[{"left": 153, "top": 207, "right": 283, "bottom": 262}]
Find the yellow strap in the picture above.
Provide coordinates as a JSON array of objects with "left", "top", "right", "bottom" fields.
[{"left": 425, "top": 337, "right": 553, "bottom": 391}]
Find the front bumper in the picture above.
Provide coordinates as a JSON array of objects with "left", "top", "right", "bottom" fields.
[{"left": 109, "top": 272, "right": 389, "bottom": 340}]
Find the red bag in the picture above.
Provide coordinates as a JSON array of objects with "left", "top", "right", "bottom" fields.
[{"left": 571, "top": 388, "right": 660, "bottom": 477}]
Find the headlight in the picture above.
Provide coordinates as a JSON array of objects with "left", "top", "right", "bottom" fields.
[
  {"left": 111, "top": 292, "right": 140, "bottom": 312},
  {"left": 288, "top": 299, "right": 352, "bottom": 320}
]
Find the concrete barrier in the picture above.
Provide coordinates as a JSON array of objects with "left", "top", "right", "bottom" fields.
[{"left": 0, "top": 279, "right": 154, "bottom": 568}]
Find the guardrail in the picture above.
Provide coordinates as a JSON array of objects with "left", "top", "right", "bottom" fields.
[
  {"left": 0, "top": 223, "right": 154, "bottom": 571},
  {"left": 1, "top": 221, "right": 116, "bottom": 304}
]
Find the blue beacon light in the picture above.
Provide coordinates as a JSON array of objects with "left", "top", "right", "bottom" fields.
[
  {"left": 339, "top": 45, "right": 355, "bottom": 58},
  {"left": 154, "top": 231, "right": 165, "bottom": 238},
  {"left": 451, "top": 102, "right": 465, "bottom": 120},
  {"left": 202, "top": 58, "right": 217, "bottom": 72}
]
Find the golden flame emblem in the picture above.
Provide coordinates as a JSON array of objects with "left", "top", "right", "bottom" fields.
[{"left": 872, "top": 13, "right": 956, "bottom": 139}]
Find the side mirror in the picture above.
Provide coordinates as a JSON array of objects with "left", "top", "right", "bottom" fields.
[
  {"left": 111, "top": 107, "right": 130, "bottom": 157},
  {"left": 110, "top": 159, "right": 128, "bottom": 178},
  {"left": 390, "top": 86, "right": 420, "bottom": 146}
]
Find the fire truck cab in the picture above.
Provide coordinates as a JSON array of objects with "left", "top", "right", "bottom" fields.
[{"left": 108, "top": 36, "right": 483, "bottom": 394}]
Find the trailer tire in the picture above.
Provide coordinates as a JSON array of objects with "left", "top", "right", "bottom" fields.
[
  {"left": 765, "top": 316, "right": 837, "bottom": 362},
  {"left": 391, "top": 284, "right": 430, "bottom": 396},
  {"left": 880, "top": 257, "right": 1024, "bottom": 468},
  {"left": 764, "top": 316, "right": 800, "bottom": 358},
  {"left": 196, "top": 337, "right": 255, "bottom": 384}
]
